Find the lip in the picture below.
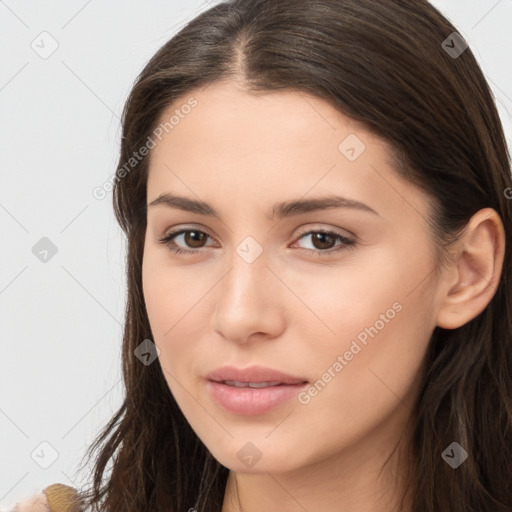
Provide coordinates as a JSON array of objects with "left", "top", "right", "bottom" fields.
[
  {"left": 205, "top": 365, "right": 309, "bottom": 416},
  {"left": 206, "top": 365, "right": 309, "bottom": 385}
]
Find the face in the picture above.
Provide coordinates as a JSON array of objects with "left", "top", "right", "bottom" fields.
[{"left": 142, "top": 80, "right": 444, "bottom": 475}]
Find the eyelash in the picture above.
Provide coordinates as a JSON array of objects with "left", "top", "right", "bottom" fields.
[{"left": 157, "top": 228, "right": 356, "bottom": 257}]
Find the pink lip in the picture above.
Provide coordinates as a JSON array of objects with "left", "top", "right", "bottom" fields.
[
  {"left": 206, "top": 365, "right": 308, "bottom": 385},
  {"left": 205, "top": 365, "right": 309, "bottom": 416}
]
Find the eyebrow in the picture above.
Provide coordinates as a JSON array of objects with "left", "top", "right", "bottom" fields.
[{"left": 147, "top": 193, "right": 379, "bottom": 220}]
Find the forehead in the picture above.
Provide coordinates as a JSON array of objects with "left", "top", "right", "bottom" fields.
[
  {"left": 154, "top": 80, "right": 375, "bottom": 154},
  {"left": 145, "top": 81, "right": 429, "bottom": 226},
  {"left": 148, "top": 81, "right": 390, "bottom": 178}
]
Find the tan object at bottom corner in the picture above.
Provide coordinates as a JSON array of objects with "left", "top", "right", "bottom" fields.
[{"left": 42, "top": 484, "right": 81, "bottom": 512}]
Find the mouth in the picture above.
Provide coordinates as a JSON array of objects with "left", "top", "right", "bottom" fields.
[
  {"left": 206, "top": 380, "right": 309, "bottom": 416},
  {"left": 217, "top": 380, "right": 306, "bottom": 388},
  {"left": 205, "top": 366, "right": 309, "bottom": 416},
  {"left": 211, "top": 380, "right": 307, "bottom": 389},
  {"left": 206, "top": 365, "right": 309, "bottom": 386}
]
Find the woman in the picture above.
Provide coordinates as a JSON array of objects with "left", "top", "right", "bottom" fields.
[{"left": 15, "top": 0, "right": 512, "bottom": 510}]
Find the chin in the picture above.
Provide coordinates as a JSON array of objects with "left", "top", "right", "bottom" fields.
[{"left": 201, "top": 435, "right": 310, "bottom": 475}]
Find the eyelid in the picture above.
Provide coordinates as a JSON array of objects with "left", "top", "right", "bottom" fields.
[
  {"left": 293, "top": 223, "right": 356, "bottom": 240},
  {"left": 159, "top": 223, "right": 216, "bottom": 241},
  {"left": 160, "top": 223, "right": 355, "bottom": 242}
]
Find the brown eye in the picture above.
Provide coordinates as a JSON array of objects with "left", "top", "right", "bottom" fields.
[
  {"left": 183, "top": 230, "right": 207, "bottom": 248},
  {"left": 310, "top": 232, "right": 337, "bottom": 250},
  {"left": 158, "top": 229, "right": 214, "bottom": 254},
  {"left": 294, "top": 230, "right": 356, "bottom": 257}
]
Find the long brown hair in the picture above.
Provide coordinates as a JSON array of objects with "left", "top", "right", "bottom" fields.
[{"left": 74, "top": 1, "right": 512, "bottom": 510}]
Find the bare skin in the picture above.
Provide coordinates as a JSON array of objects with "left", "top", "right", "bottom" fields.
[
  {"left": 12, "top": 493, "right": 49, "bottom": 512},
  {"left": 140, "top": 79, "right": 505, "bottom": 512}
]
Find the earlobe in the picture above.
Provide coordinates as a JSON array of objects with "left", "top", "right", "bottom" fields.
[{"left": 436, "top": 208, "right": 505, "bottom": 330}]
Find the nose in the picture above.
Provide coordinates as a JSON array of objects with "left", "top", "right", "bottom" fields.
[{"left": 211, "top": 248, "right": 286, "bottom": 344}]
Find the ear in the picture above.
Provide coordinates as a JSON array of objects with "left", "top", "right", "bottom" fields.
[{"left": 436, "top": 208, "right": 505, "bottom": 329}]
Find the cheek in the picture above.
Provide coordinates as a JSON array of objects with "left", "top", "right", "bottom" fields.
[
  {"left": 141, "top": 251, "right": 213, "bottom": 387},
  {"left": 291, "top": 241, "right": 436, "bottom": 349},
  {"left": 290, "top": 252, "right": 435, "bottom": 443},
  {"left": 297, "top": 304, "right": 431, "bottom": 462},
  {"left": 277, "top": 248, "right": 406, "bottom": 354},
  {"left": 142, "top": 244, "right": 203, "bottom": 339},
  {"left": 285, "top": 244, "right": 432, "bottom": 382}
]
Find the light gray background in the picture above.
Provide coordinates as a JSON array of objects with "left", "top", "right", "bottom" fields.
[{"left": 1, "top": 1, "right": 511, "bottom": 509}]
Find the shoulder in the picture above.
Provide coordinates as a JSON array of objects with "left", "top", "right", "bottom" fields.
[{"left": 12, "top": 484, "right": 81, "bottom": 512}]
